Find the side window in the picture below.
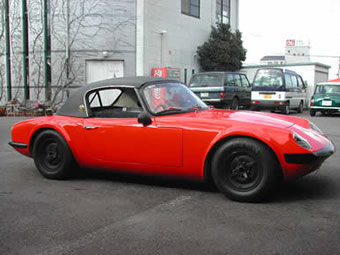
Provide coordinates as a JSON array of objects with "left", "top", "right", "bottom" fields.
[
  {"left": 240, "top": 75, "right": 250, "bottom": 87},
  {"left": 297, "top": 76, "right": 304, "bottom": 88},
  {"left": 285, "top": 74, "right": 293, "bottom": 88},
  {"left": 89, "top": 89, "right": 121, "bottom": 108},
  {"left": 88, "top": 88, "right": 142, "bottom": 118},
  {"left": 233, "top": 74, "right": 242, "bottom": 87},
  {"left": 291, "top": 75, "right": 298, "bottom": 88},
  {"left": 226, "top": 74, "right": 235, "bottom": 86}
]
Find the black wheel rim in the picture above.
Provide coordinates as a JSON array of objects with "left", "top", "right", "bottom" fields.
[
  {"left": 38, "top": 139, "right": 63, "bottom": 173},
  {"left": 224, "top": 152, "right": 261, "bottom": 190}
]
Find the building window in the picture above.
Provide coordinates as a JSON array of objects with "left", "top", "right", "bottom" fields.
[
  {"left": 216, "top": 0, "right": 230, "bottom": 24},
  {"left": 182, "top": 0, "right": 200, "bottom": 18}
]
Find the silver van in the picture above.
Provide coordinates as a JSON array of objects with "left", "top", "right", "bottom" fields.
[{"left": 251, "top": 68, "right": 307, "bottom": 114}]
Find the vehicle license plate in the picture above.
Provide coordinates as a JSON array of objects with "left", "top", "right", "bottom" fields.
[
  {"left": 322, "top": 100, "right": 332, "bottom": 106},
  {"left": 200, "top": 92, "right": 209, "bottom": 97},
  {"left": 263, "top": 94, "right": 272, "bottom": 99}
]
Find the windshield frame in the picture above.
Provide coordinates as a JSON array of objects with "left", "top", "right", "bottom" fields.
[{"left": 141, "top": 82, "right": 209, "bottom": 116}]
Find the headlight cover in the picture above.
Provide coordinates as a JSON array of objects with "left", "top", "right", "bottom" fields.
[
  {"left": 309, "top": 121, "right": 323, "bottom": 135},
  {"left": 293, "top": 132, "right": 312, "bottom": 150}
]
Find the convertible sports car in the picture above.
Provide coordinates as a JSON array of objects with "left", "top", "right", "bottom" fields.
[{"left": 9, "top": 77, "right": 335, "bottom": 202}]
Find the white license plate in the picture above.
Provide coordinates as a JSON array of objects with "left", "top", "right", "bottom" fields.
[
  {"left": 322, "top": 100, "right": 332, "bottom": 106},
  {"left": 200, "top": 92, "right": 209, "bottom": 97}
]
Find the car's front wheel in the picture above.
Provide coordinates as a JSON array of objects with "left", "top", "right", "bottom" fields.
[
  {"left": 32, "top": 130, "right": 76, "bottom": 179},
  {"left": 211, "top": 138, "right": 281, "bottom": 202}
]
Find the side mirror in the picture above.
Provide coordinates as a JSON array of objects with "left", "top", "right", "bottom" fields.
[
  {"left": 138, "top": 112, "right": 152, "bottom": 126},
  {"left": 45, "top": 108, "right": 54, "bottom": 116}
]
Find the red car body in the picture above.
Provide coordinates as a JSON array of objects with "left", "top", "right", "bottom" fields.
[{"left": 9, "top": 77, "right": 335, "bottom": 201}]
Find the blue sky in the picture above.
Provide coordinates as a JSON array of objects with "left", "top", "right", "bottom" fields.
[{"left": 239, "top": 0, "right": 340, "bottom": 78}]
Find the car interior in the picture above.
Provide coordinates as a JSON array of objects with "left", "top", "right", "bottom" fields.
[{"left": 88, "top": 87, "right": 143, "bottom": 118}]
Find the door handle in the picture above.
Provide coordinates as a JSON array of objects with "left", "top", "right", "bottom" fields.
[{"left": 84, "top": 125, "right": 99, "bottom": 130}]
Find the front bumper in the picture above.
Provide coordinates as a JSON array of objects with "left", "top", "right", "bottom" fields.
[
  {"left": 8, "top": 141, "right": 28, "bottom": 149},
  {"left": 284, "top": 142, "right": 335, "bottom": 164}
]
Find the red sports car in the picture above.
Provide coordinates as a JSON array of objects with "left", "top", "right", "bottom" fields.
[{"left": 9, "top": 77, "right": 335, "bottom": 202}]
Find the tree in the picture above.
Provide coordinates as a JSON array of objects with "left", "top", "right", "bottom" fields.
[{"left": 197, "top": 23, "right": 247, "bottom": 72}]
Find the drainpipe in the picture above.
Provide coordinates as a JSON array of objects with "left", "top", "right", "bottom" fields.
[
  {"left": 22, "top": 0, "right": 29, "bottom": 100},
  {"left": 65, "top": 0, "right": 70, "bottom": 97},
  {"left": 4, "top": 0, "right": 12, "bottom": 101},
  {"left": 43, "top": 0, "right": 51, "bottom": 101}
]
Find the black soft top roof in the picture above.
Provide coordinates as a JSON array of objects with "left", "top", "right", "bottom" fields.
[{"left": 56, "top": 76, "right": 180, "bottom": 117}]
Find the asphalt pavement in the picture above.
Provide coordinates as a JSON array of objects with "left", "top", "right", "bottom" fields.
[{"left": 1, "top": 111, "right": 340, "bottom": 255}]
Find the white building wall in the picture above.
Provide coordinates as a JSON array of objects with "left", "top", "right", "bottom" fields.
[{"left": 142, "top": 0, "right": 239, "bottom": 83}]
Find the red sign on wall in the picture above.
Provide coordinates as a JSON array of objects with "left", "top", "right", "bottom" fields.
[{"left": 286, "top": 40, "right": 295, "bottom": 47}]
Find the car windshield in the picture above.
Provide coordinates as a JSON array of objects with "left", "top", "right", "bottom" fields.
[
  {"left": 315, "top": 85, "right": 340, "bottom": 94},
  {"left": 253, "top": 69, "right": 284, "bottom": 90},
  {"left": 189, "top": 74, "right": 223, "bottom": 87},
  {"left": 143, "top": 83, "right": 209, "bottom": 114}
]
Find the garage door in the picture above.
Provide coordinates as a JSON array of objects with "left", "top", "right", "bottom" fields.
[{"left": 86, "top": 60, "right": 124, "bottom": 84}]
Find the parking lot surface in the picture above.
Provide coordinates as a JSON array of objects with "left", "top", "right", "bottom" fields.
[{"left": 1, "top": 111, "right": 340, "bottom": 255}]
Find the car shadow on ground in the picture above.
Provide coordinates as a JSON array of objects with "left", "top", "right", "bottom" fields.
[
  {"left": 73, "top": 168, "right": 339, "bottom": 203},
  {"left": 75, "top": 167, "right": 217, "bottom": 193},
  {"left": 274, "top": 175, "right": 339, "bottom": 203}
]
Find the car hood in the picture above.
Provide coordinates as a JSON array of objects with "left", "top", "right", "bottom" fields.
[{"left": 194, "top": 109, "right": 309, "bottom": 129}]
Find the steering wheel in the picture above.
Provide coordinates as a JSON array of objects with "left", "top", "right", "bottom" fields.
[{"left": 154, "top": 104, "right": 167, "bottom": 112}]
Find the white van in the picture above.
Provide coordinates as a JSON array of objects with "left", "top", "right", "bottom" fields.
[{"left": 251, "top": 68, "right": 307, "bottom": 114}]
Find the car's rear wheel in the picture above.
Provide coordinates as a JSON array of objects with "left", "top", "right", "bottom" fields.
[
  {"left": 33, "top": 130, "right": 76, "bottom": 180},
  {"left": 281, "top": 103, "right": 290, "bottom": 115},
  {"left": 310, "top": 110, "right": 316, "bottom": 116},
  {"left": 211, "top": 138, "right": 281, "bottom": 202},
  {"left": 231, "top": 98, "right": 239, "bottom": 110}
]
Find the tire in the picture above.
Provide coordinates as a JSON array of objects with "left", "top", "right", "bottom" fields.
[
  {"left": 310, "top": 110, "right": 316, "bottom": 117},
  {"left": 211, "top": 138, "right": 281, "bottom": 202},
  {"left": 297, "top": 101, "right": 303, "bottom": 113},
  {"left": 231, "top": 98, "right": 239, "bottom": 110},
  {"left": 32, "top": 130, "right": 76, "bottom": 180},
  {"left": 281, "top": 103, "right": 290, "bottom": 115}
]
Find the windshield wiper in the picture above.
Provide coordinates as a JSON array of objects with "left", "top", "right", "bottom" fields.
[
  {"left": 187, "top": 104, "right": 205, "bottom": 111},
  {"left": 157, "top": 107, "right": 183, "bottom": 114}
]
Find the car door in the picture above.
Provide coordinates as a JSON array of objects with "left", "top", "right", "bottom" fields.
[
  {"left": 240, "top": 74, "right": 251, "bottom": 106},
  {"left": 82, "top": 86, "right": 183, "bottom": 169},
  {"left": 284, "top": 74, "right": 297, "bottom": 108},
  {"left": 225, "top": 73, "right": 237, "bottom": 103},
  {"left": 297, "top": 75, "right": 306, "bottom": 106}
]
